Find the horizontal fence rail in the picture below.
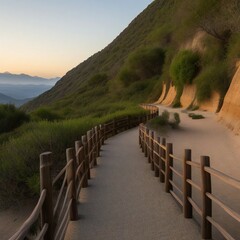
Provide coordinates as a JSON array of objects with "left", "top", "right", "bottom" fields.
[
  {"left": 139, "top": 124, "right": 240, "bottom": 240},
  {"left": 10, "top": 106, "right": 158, "bottom": 240}
]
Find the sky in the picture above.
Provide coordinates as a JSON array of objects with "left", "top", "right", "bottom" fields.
[{"left": 0, "top": 0, "right": 153, "bottom": 78}]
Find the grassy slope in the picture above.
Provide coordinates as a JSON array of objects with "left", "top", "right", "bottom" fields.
[
  {"left": 23, "top": 0, "right": 240, "bottom": 116},
  {"left": 22, "top": 0, "right": 168, "bottom": 116}
]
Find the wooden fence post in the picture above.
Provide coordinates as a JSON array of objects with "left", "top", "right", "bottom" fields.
[
  {"left": 145, "top": 128, "right": 149, "bottom": 158},
  {"left": 113, "top": 119, "right": 116, "bottom": 135},
  {"left": 155, "top": 136, "right": 160, "bottom": 177},
  {"left": 104, "top": 124, "right": 107, "bottom": 140},
  {"left": 92, "top": 128, "right": 97, "bottom": 166},
  {"left": 165, "top": 143, "right": 173, "bottom": 193},
  {"left": 140, "top": 125, "right": 144, "bottom": 153},
  {"left": 127, "top": 115, "right": 131, "bottom": 129},
  {"left": 75, "top": 140, "right": 81, "bottom": 166},
  {"left": 159, "top": 138, "right": 166, "bottom": 183},
  {"left": 150, "top": 131, "right": 155, "bottom": 171},
  {"left": 100, "top": 124, "right": 104, "bottom": 145},
  {"left": 82, "top": 135, "right": 90, "bottom": 179},
  {"left": 87, "top": 130, "right": 92, "bottom": 168},
  {"left": 139, "top": 126, "right": 141, "bottom": 146},
  {"left": 183, "top": 149, "right": 192, "bottom": 218},
  {"left": 66, "top": 148, "right": 78, "bottom": 221},
  {"left": 95, "top": 126, "right": 100, "bottom": 157},
  {"left": 201, "top": 156, "right": 212, "bottom": 239},
  {"left": 40, "top": 152, "right": 53, "bottom": 240},
  {"left": 75, "top": 140, "right": 88, "bottom": 188}
]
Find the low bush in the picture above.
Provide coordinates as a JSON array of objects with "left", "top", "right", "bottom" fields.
[
  {"left": 31, "top": 108, "right": 62, "bottom": 121},
  {"left": 188, "top": 113, "right": 205, "bottom": 119},
  {"left": 0, "top": 104, "right": 29, "bottom": 134},
  {"left": 169, "top": 112, "right": 181, "bottom": 128},
  {"left": 148, "top": 110, "right": 180, "bottom": 129},
  {"left": 195, "top": 64, "right": 230, "bottom": 102},
  {"left": 88, "top": 73, "right": 108, "bottom": 87},
  {"left": 119, "top": 68, "right": 139, "bottom": 86},
  {"left": 119, "top": 47, "right": 165, "bottom": 86}
]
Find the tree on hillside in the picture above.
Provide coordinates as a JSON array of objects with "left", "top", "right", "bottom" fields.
[{"left": 190, "top": 0, "right": 240, "bottom": 43}]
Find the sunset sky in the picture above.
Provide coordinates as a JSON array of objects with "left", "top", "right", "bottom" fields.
[{"left": 0, "top": 0, "right": 153, "bottom": 78}]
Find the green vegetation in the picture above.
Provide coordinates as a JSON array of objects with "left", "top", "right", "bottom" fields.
[
  {"left": 0, "top": 106, "right": 146, "bottom": 207},
  {"left": 31, "top": 108, "right": 62, "bottom": 121},
  {"left": 0, "top": 104, "right": 29, "bottom": 134},
  {"left": 170, "top": 50, "right": 200, "bottom": 87},
  {"left": 170, "top": 50, "right": 199, "bottom": 105},
  {"left": 188, "top": 113, "right": 205, "bottom": 119},
  {"left": 119, "top": 47, "right": 165, "bottom": 87},
  {"left": 148, "top": 110, "right": 180, "bottom": 130}
]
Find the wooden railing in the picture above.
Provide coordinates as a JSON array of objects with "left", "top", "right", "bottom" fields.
[
  {"left": 139, "top": 124, "right": 240, "bottom": 240},
  {"left": 9, "top": 108, "right": 158, "bottom": 240}
]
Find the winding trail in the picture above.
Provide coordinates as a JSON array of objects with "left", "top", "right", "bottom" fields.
[{"left": 65, "top": 128, "right": 200, "bottom": 240}]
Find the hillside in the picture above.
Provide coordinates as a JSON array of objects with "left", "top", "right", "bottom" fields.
[{"left": 23, "top": 0, "right": 240, "bottom": 119}]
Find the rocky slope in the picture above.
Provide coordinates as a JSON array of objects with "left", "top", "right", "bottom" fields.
[{"left": 219, "top": 64, "right": 240, "bottom": 134}]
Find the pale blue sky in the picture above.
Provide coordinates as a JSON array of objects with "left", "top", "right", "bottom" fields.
[{"left": 0, "top": 0, "right": 153, "bottom": 78}]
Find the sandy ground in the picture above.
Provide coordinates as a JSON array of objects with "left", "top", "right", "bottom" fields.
[
  {"left": 65, "top": 128, "right": 201, "bottom": 240},
  {"left": 156, "top": 105, "right": 240, "bottom": 178},
  {"left": 0, "top": 199, "right": 36, "bottom": 240},
  {"left": 155, "top": 105, "right": 240, "bottom": 239}
]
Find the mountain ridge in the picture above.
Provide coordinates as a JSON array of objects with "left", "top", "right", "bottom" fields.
[
  {"left": 0, "top": 92, "right": 32, "bottom": 107},
  {"left": 0, "top": 72, "right": 60, "bottom": 85}
]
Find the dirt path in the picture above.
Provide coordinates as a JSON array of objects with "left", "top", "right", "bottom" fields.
[
  {"left": 65, "top": 128, "right": 201, "bottom": 240},
  {"left": 156, "top": 105, "right": 240, "bottom": 178},
  {"left": 155, "top": 105, "right": 240, "bottom": 239}
]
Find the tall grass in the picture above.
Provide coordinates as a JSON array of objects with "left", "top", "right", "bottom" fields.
[{"left": 0, "top": 106, "right": 146, "bottom": 208}]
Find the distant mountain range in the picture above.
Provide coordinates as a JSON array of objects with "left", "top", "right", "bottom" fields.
[
  {"left": 0, "top": 72, "right": 60, "bottom": 85},
  {"left": 0, "top": 92, "right": 32, "bottom": 107},
  {"left": 0, "top": 72, "right": 61, "bottom": 106}
]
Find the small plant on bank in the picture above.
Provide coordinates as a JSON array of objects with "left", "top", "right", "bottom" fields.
[
  {"left": 188, "top": 113, "right": 205, "bottom": 119},
  {"left": 169, "top": 112, "right": 181, "bottom": 128},
  {"left": 148, "top": 110, "right": 180, "bottom": 130}
]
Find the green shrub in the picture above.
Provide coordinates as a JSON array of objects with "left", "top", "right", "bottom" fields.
[
  {"left": 31, "top": 108, "right": 62, "bottom": 122},
  {"left": 196, "top": 78, "right": 212, "bottom": 102},
  {"left": 169, "top": 112, "right": 181, "bottom": 128},
  {"left": 170, "top": 50, "right": 200, "bottom": 88},
  {"left": 188, "top": 113, "right": 205, "bottom": 119},
  {"left": 148, "top": 110, "right": 180, "bottom": 129},
  {"left": 119, "top": 47, "right": 165, "bottom": 86},
  {"left": 0, "top": 106, "right": 147, "bottom": 206},
  {"left": 119, "top": 68, "right": 139, "bottom": 86},
  {"left": 88, "top": 73, "right": 108, "bottom": 87},
  {"left": 172, "top": 98, "right": 182, "bottom": 108},
  {"left": 0, "top": 104, "right": 29, "bottom": 134},
  {"left": 195, "top": 64, "right": 230, "bottom": 102},
  {"left": 128, "top": 47, "right": 165, "bottom": 78}
]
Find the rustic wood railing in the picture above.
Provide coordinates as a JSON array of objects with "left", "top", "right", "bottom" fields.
[
  {"left": 9, "top": 106, "right": 158, "bottom": 240},
  {"left": 139, "top": 124, "right": 240, "bottom": 240}
]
